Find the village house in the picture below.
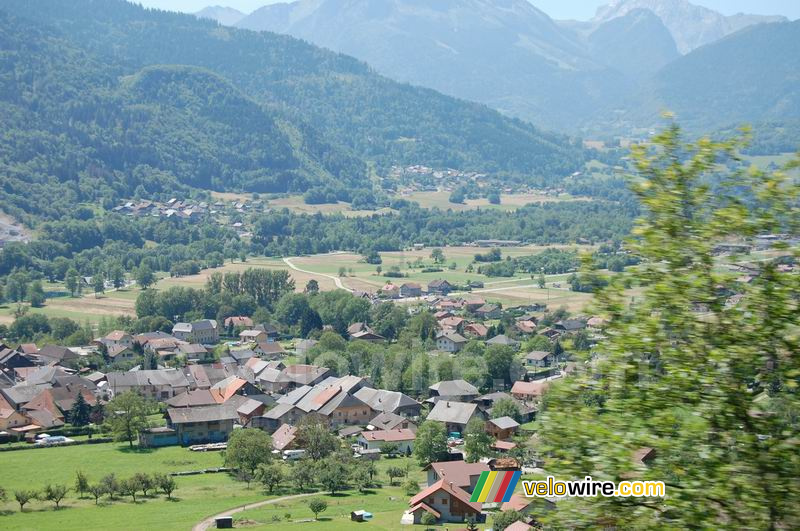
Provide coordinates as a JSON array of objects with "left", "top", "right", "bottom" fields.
[
  {"left": 254, "top": 341, "right": 287, "bottom": 359},
  {"left": 100, "top": 330, "right": 134, "bottom": 350},
  {"left": 34, "top": 345, "right": 79, "bottom": 366},
  {"left": 239, "top": 329, "right": 267, "bottom": 343},
  {"left": 381, "top": 283, "right": 400, "bottom": 298},
  {"left": 350, "top": 330, "right": 387, "bottom": 342},
  {"left": 106, "top": 369, "right": 191, "bottom": 400},
  {"left": 554, "top": 319, "right": 587, "bottom": 333},
  {"left": 0, "top": 392, "right": 29, "bottom": 431},
  {"left": 368, "top": 411, "right": 418, "bottom": 432},
  {"left": 172, "top": 319, "right": 219, "bottom": 344},
  {"left": 406, "top": 479, "right": 484, "bottom": 525},
  {"left": 474, "top": 303, "right": 501, "bottom": 320},
  {"left": 463, "top": 296, "right": 486, "bottom": 313},
  {"left": 426, "top": 400, "right": 481, "bottom": 435},
  {"left": 464, "top": 323, "right": 489, "bottom": 339},
  {"left": 271, "top": 423, "right": 298, "bottom": 451},
  {"left": 486, "top": 416, "right": 520, "bottom": 440},
  {"left": 424, "top": 460, "right": 490, "bottom": 492},
  {"left": 439, "top": 316, "right": 465, "bottom": 332},
  {"left": 358, "top": 428, "right": 416, "bottom": 454},
  {"left": 510, "top": 380, "right": 550, "bottom": 402},
  {"left": 486, "top": 334, "right": 521, "bottom": 350},
  {"left": 400, "top": 282, "right": 422, "bottom": 298},
  {"left": 429, "top": 380, "right": 480, "bottom": 402},
  {"left": 427, "top": 279, "right": 453, "bottom": 295},
  {"left": 224, "top": 316, "right": 253, "bottom": 329},
  {"left": 166, "top": 401, "right": 242, "bottom": 445},
  {"left": 435, "top": 330, "right": 468, "bottom": 353},
  {"left": 177, "top": 343, "right": 211, "bottom": 362},
  {"left": 107, "top": 345, "right": 136, "bottom": 363},
  {"left": 353, "top": 387, "right": 422, "bottom": 418},
  {"left": 524, "top": 350, "right": 554, "bottom": 369},
  {"left": 279, "top": 375, "right": 374, "bottom": 427}
]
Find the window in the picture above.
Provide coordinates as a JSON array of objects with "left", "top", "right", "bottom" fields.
[{"left": 441, "top": 498, "right": 448, "bottom": 505}]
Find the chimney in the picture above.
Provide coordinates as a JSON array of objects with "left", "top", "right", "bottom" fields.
[{"left": 447, "top": 401, "right": 450, "bottom": 408}]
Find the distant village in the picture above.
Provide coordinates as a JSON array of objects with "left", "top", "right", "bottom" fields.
[{"left": 0, "top": 285, "right": 610, "bottom": 527}]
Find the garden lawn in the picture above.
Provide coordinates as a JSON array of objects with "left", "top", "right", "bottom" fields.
[{"left": 0, "top": 442, "right": 267, "bottom": 530}]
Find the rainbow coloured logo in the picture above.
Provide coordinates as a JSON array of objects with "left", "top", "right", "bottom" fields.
[{"left": 469, "top": 471, "right": 521, "bottom": 503}]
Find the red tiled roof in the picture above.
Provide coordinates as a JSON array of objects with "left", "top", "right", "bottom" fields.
[
  {"left": 409, "top": 479, "right": 481, "bottom": 513},
  {"left": 408, "top": 502, "right": 441, "bottom": 519},
  {"left": 491, "top": 440, "right": 517, "bottom": 451},
  {"left": 511, "top": 380, "right": 549, "bottom": 398},
  {"left": 360, "top": 429, "right": 416, "bottom": 442},
  {"left": 501, "top": 494, "right": 533, "bottom": 513},
  {"left": 423, "top": 461, "right": 489, "bottom": 489}
]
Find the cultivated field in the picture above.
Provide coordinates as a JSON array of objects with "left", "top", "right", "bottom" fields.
[
  {"left": 266, "top": 195, "right": 395, "bottom": 218},
  {"left": 3, "top": 244, "right": 600, "bottom": 327},
  {"left": 397, "top": 190, "right": 585, "bottom": 211}
]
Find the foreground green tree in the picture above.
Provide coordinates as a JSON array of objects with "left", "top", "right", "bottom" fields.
[
  {"left": 413, "top": 420, "right": 449, "bottom": 466},
  {"left": 224, "top": 429, "right": 273, "bottom": 482},
  {"left": 464, "top": 417, "right": 493, "bottom": 462},
  {"left": 537, "top": 125, "right": 800, "bottom": 529},
  {"left": 105, "top": 391, "right": 150, "bottom": 448},
  {"left": 295, "top": 418, "right": 339, "bottom": 460}
]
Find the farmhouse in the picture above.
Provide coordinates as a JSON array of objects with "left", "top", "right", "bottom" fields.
[
  {"left": 358, "top": 428, "right": 416, "bottom": 453},
  {"left": 524, "top": 350, "right": 554, "bottom": 369},
  {"left": 429, "top": 379, "right": 479, "bottom": 402},
  {"left": 426, "top": 400, "right": 481, "bottom": 435},
  {"left": 486, "top": 416, "right": 520, "bottom": 440},
  {"left": 435, "top": 330, "right": 468, "bottom": 353},
  {"left": 427, "top": 279, "right": 453, "bottom": 295},
  {"left": 400, "top": 282, "right": 422, "bottom": 297},
  {"left": 172, "top": 319, "right": 219, "bottom": 344},
  {"left": 407, "top": 479, "right": 484, "bottom": 525}
]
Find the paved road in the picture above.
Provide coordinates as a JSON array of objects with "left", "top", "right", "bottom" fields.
[
  {"left": 192, "top": 492, "right": 316, "bottom": 531},
  {"left": 283, "top": 257, "right": 353, "bottom": 292}
]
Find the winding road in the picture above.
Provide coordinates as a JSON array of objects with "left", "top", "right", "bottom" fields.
[
  {"left": 192, "top": 492, "right": 316, "bottom": 531},
  {"left": 283, "top": 257, "right": 352, "bottom": 292}
]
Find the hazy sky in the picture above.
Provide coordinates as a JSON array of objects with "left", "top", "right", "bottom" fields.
[{"left": 138, "top": 0, "right": 800, "bottom": 21}]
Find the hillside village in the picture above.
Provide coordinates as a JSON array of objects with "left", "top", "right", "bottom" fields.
[{"left": 0, "top": 284, "right": 608, "bottom": 527}]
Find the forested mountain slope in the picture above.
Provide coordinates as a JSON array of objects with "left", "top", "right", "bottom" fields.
[
  {"left": 0, "top": 0, "right": 585, "bottom": 184},
  {"left": 0, "top": 9, "right": 368, "bottom": 223}
]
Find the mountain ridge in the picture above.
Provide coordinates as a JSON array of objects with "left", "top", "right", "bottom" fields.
[{"left": 593, "top": 0, "right": 787, "bottom": 53}]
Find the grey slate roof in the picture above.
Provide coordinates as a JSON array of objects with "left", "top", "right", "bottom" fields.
[
  {"left": 354, "top": 387, "right": 420, "bottom": 414},
  {"left": 429, "top": 379, "right": 478, "bottom": 397},
  {"left": 489, "top": 416, "right": 520, "bottom": 430},
  {"left": 106, "top": 369, "right": 190, "bottom": 389},
  {"left": 426, "top": 400, "right": 478, "bottom": 426}
]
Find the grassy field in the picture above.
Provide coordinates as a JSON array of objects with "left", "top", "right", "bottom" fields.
[
  {"left": 0, "top": 442, "right": 435, "bottom": 531},
  {"left": 232, "top": 456, "right": 434, "bottom": 530},
  {"left": 266, "top": 196, "right": 395, "bottom": 218},
  {"left": 0, "top": 442, "right": 269, "bottom": 531},
  {"left": 1, "top": 245, "right": 599, "bottom": 326},
  {"left": 398, "top": 190, "right": 585, "bottom": 211}
]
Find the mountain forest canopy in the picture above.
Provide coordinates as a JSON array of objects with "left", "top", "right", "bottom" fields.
[{"left": 0, "top": 0, "right": 586, "bottom": 214}]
